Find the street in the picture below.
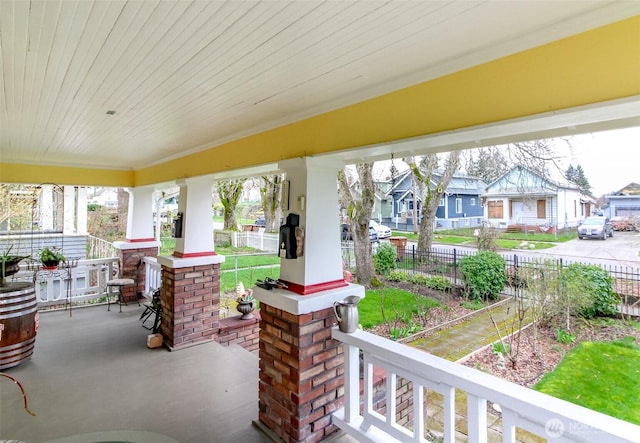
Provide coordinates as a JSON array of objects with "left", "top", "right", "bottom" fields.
[{"left": 422, "top": 231, "right": 640, "bottom": 269}]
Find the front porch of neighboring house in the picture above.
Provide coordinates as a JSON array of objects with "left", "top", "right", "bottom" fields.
[
  {"left": 3, "top": 164, "right": 639, "bottom": 443},
  {"left": 485, "top": 196, "right": 560, "bottom": 233}
]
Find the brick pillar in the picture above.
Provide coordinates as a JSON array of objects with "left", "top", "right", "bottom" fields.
[
  {"left": 258, "top": 302, "right": 345, "bottom": 442},
  {"left": 160, "top": 262, "right": 220, "bottom": 350},
  {"left": 114, "top": 245, "right": 159, "bottom": 303}
]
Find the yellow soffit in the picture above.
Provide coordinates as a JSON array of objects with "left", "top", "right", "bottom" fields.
[{"left": 135, "top": 16, "right": 639, "bottom": 186}]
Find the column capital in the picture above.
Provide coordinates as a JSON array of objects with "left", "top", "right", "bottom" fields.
[{"left": 253, "top": 283, "right": 364, "bottom": 315}]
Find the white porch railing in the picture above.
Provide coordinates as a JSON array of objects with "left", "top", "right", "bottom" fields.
[
  {"left": 11, "top": 258, "right": 118, "bottom": 307},
  {"left": 332, "top": 328, "right": 639, "bottom": 443},
  {"left": 144, "top": 256, "right": 161, "bottom": 294}
]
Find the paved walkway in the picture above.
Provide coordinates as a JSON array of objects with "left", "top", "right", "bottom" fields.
[
  {"left": 404, "top": 297, "right": 530, "bottom": 362},
  {"left": 402, "top": 299, "right": 540, "bottom": 443}
]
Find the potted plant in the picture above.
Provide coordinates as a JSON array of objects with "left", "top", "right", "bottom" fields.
[
  {"left": 1, "top": 246, "right": 29, "bottom": 286},
  {"left": 236, "top": 288, "right": 256, "bottom": 320},
  {"left": 39, "top": 247, "right": 65, "bottom": 270}
]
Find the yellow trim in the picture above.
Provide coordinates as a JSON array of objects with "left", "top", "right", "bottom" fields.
[
  {"left": 0, "top": 163, "right": 134, "bottom": 187},
  {"left": 2, "top": 16, "right": 638, "bottom": 187}
]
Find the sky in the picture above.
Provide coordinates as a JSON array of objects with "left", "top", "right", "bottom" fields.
[{"left": 558, "top": 126, "right": 640, "bottom": 197}]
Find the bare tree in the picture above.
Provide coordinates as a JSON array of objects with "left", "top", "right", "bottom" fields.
[
  {"left": 260, "top": 174, "right": 284, "bottom": 232},
  {"left": 217, "top": 179, "right": 246, "bottom": 231},
  {"left": 463, "top": 139, "right": 564, "bottom": 183},
  {"left": 405, "top": 152, "right": 461, "bottom": 252},
  {"left": 337, "top": 163, "right": 375, "bottom": 286}
]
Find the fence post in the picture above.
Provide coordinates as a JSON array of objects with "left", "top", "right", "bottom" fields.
[
  {"left": 453, "top": 248, "right": 457, "bottom": 284},
  {"left": 412, "top": 244, "right": 416, "bottom": 273}
]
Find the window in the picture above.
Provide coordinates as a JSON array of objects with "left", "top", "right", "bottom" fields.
[
  {"left": 537, "top": 199, "right": 546, "bottom": 218},
  {"left": 455, "top": 198, "right": 462, "bottom": 213},
  {"left": 488, "top": 200, "right": 503, "bottom": 219},
  {"left": 439, "top": 198, "right": 444, "bottom": 207},
  {"left": 470, "top": 198, "right": 476, "bottom": 206}
]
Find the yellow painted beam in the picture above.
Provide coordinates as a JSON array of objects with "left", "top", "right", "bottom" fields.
[
  {"left": 0, "top": 163, "right": 134, "bottom": 187},
  {"left": 135, "top": 16, "right": 639, "bottom": 186}
]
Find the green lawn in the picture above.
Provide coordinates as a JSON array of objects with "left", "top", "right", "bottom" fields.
[
  {"left": 220, "top": 266, "right": 280, "bottom": 295},
  {"left": 219, "top": 252, "right": 279, "bottom": 271},
  {"left": 358, "top": 287, "right": 440, "bottom": 329},
  {"left": 534, "top": 341, "right": 640, "bottom": 424},
  {"left": 391, "top": 228, "right": 572, "bottom": 250}
]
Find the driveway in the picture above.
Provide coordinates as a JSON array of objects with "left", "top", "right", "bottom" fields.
[{"left": 530, "top": 231, "right": 640, "bottom": 268}]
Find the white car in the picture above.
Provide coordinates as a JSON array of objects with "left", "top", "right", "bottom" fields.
[{"left": 369, "top": 220, "right": 392, "bottom": 239}]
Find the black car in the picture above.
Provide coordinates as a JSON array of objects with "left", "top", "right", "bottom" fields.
[{"left": 341, "top": 224, "right": 379, "bottom": 243}]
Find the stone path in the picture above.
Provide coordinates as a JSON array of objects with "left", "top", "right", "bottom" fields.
[
  {"left": 402, "top": 298, "right": 540, "bottom": 443},
  {"left": 404, "top": 297, "right": 531, "bottom": 362}
]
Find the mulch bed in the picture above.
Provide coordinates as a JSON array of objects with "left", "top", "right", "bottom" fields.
[{"left": 461, "top": 320, "right": 640, "bottom": 388}]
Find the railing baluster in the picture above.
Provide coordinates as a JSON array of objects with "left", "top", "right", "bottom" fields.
[
  {"left": 467, "top": 393, "right": 487, "bottom": 443},
  {"left": 413, "top": 382, "right": 424, "bottom": 441},
  {"left": 344, "top": 343, "right": 360, "bottom": 422}
]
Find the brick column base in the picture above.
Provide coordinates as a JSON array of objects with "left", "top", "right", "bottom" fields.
[
  {"left": 160, "top": 263, "right": 220, "bottom": 350},
  {"left": 116, "top": 246, "right": 158, "bottom": 303},
  {"left": 258, "top": 303, "right": 343, "bottom": 443}
]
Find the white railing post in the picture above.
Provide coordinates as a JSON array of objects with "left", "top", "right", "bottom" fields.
[{"left": 344, "top": 342, "right": 360, "bottom": 422}]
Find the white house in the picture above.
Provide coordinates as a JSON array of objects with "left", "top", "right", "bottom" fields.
[{"left": 482, "top": 166, "right": 591, "bottom": 232}]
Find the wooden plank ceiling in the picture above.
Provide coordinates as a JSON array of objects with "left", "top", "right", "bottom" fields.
[{"left": 1, "top": 0, "right": 638, "bottom": 170}]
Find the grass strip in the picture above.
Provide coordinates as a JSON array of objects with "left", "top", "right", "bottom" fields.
[{"left": 534, "top": 341, "right": 640, "bottom": 424}]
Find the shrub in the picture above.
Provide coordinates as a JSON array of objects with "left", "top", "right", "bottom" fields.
[
  {"left": 459, "top": 251, "right": 507, "bottom": 300},
  {"left": 373, "top": 242, "right": 397, "bottom": 275},
  {"left": 409, "top": 274, "right": 429, "bottom": 285},
  {"left": 562, "top": 263, "right": 619, "bottom": 318},
  {"left": 555, "top": 328, "right": 576, "bottom": 344},
  {"left": 386, "top": 270, "right": 410, "bottom": 282},
  {"left": 425, "top": 276, "right": 452, "bottom": 292}
]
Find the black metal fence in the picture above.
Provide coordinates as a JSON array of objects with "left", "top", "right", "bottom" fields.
[{"left": 384, "top": 244, "right": 640, "bottom": 304}]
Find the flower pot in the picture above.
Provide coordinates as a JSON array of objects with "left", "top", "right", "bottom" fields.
[
  {"left": 42, "top": 260, "right": 60, "bottom": 270},
  {"left": 1, "top": 256, "right": 29, "bottom": 285},
  {"left": 236, "top": 300, "right": 255, "bottom": 320}
]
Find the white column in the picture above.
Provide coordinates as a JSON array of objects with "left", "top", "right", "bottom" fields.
[
  {"left": 174, "top": 176, "right": 215, "bottom": 257},
  {"left": 157, "top": 176, "right": 224, "bottom": 269},
  {"left": 153, "top": 192, "right": 164, "bottom": 241},
  {"left": 76, "top": 187, "right": 88, "bottom": 234},
  {"left": 125, "top": 186, "right": 156, "bottom": 242},
  {"left": 40, "top": 185, "right": 54, "bottom": 230},
  {"left": 63, "top": 186, "right": 75, "bottom": 234},
  {"left": 277, "top": 157, "right": 344, "bottom": 293}
]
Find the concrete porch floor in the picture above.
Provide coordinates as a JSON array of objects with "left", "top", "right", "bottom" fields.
[{"left": 0, "top": 304, "right": 274, "bottom": 443}]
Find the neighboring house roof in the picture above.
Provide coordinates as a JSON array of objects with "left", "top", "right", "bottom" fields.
[
  {"left": 608, "top": 182, "right": 640, "bottom": 197},
  {"left": 483, "top": 166, "right": 579, "bottom": 197},
  {"left": 383, "top": 170, "right": 485, "bottom": 197},
  {"left": 437, "top": 174, "right": 486, "bottom": 195}
]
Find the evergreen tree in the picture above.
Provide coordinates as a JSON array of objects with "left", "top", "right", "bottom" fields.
[{"left": 565, "top": 164, "right": 591, "bottom": 193}]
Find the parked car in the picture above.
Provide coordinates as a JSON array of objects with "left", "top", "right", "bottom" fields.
[
  {"left": 578, "top": 216, "right": 613, "bottom": 240},
  {"left": 341, "top": 224, "right": 379, "bottom": 243},
  {"left": 254, "top": 217, "right": 266, "bottom": 226},
  {"left": 369, "top": 220, "right": 392, "bottom": 238}
]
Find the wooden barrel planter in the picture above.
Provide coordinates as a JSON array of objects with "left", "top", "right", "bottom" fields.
[{"left": 0, "top": 282, "right": 38, "bottom": 370}]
